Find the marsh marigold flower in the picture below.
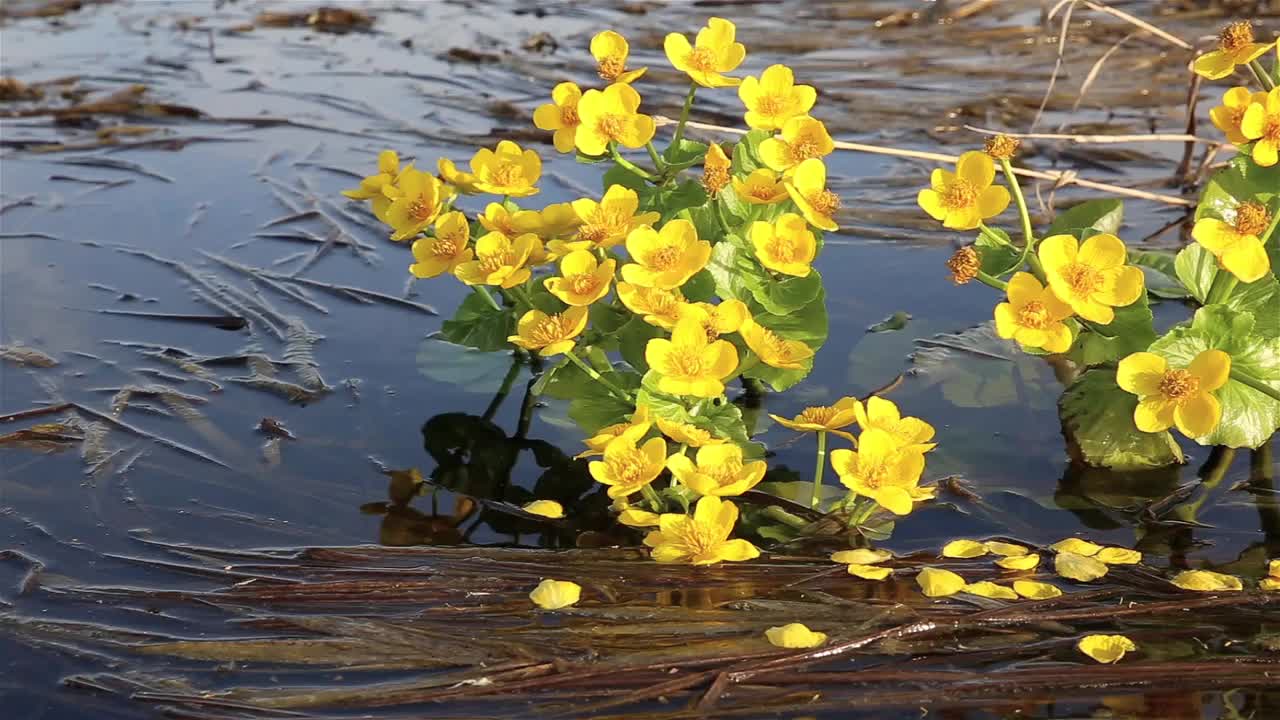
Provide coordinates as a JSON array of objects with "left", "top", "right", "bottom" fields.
[
  {"left": 342, "top": 149, "right": 398, "bottom": 220},
  {"left": 853, "top": 396, "right": 936, "bottom": 452},
  {"left": 644, "top": 495, "right": 760, "bottom": 565},
  {"left": 1210, "top": 87, "right": 1269, "bottom": 145},
  {"left": 1038, "top": 233, "right": 1145, "bottom": 324},
  {"left": 983, "top": 134, "right": 1020, "bottom": 161},
  {"left": 664, "top": 17, "right": 746, "bottom": 88},
  {"left": 680, "top": 299, "right": 748, "bottom": 340},
  {"left": 508, "top": 306, "right": 589, "bottom": 356},
  {"left": 567, "top": 184, "right": 660, "bottom": 252},
  {"left": 454, "top": 231, "right": 541, "bottom": 288},
  {"left": 438, "top": 157, "right": 481, "bottom": 195},
  {"left": 1192, "top": 202, "right": 1273, "bottom": 283},
  {"left": 589, "top": 430, "right": 667, "bottom": 499},
  {"left": 738, "top": 64, "right": 816, "bottom": 131},
  {"left": 384, "top": 167, "right": 444, "bottom": 241},
  {"left": 578, "top": 408, "right": 651, "bottom": 459},
  {"left": 740, "top": 316, "right": 815, "bottom": 370},
  {"left": 469, "top": 140, "right": 541, "bottom": 197},
  {"left": 830, "top": 428, "right": 930, "bottom": 516},
  {"left": 544, "top": 250, "right": 616, "bottom": 306},
  {"left": 575, "top": 83, "right": 656, "bottom": 156},
  {"left": 918, "top": 151, "right": 1010, "bottom": 230},
  {"left": 759, "top": 116, "right": 834, "bottom": 173},
  {"left": 668, "top": 444, "right": 766, "bottom": 497},
  {"left": 702, "top": 142, "right": 731, "bottom": 195},
  {"left": 516, "top": 202, "right": 581, "bottom": 241},
  {"left": 529, "top": 579, "right": 581, "bottom": 609},
  {"left": 409, "top": 211, "right": 473, "bottom": 279},
  {"left": 732, "top": 168, "right": 787, "bottom": 204},
  {"left": 1241, "top": 87, "right": 1280, "bottom": 167},
  {"left": 768, "top": 396, "right": 859, "bottom": 441},
  {"left": 1193, "top": 21, "right": 1275, "bottom": 80},
  {"left": 994, "top": 272, "right": 1074, "bottom": 354},
  {"left": 655, "top": 417, "right": 725, "bottom": 447},
  {"left": 477, "top": 202, "right": 522, "bottom": 238},
  {"left": 946, "top": 245, "right": 980, "bottom": 285},
  {"left": 1117, "top": 350, "right": 1230, "bottom": 438},
  {"left": 784, "top": 158, "right": 840, "bottom": 231},
  {"left": 645, "top": 316, "right": 739, "bottom": 398},
  {"left": 617, "top": 283, "right": 686, "bottom": 329},
  {"left": 591, "top": 30, "right": 647, "bottom": 84},
  {"left": 533, "top": 82, "right": 583, "bottom": 154},
  {"left": 621, "top": 219, "right": 711, "bottom": 289},
  {"left": 750, "top": 212, "right": 817, "bottom": 277}
]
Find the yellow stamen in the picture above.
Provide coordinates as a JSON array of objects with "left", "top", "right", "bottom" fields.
[
  {"left": 648, "top": 245, "right": 681, "bottom": 270},
  {"left": 596, "top": 114, "right": 624, "bottom": 142},
  {"left": 1220, "top": 21, "right": 1254, "bottom": 53},
  {"left": 1063, "top": 262, "right": 1103, "bottom": 297},
  {"left": 1159, "top": 369, "right": 1199, "bottom": 401},
  {"left": 568, "top": 273, "right": 600, "bottom": 296},
  {"left": 1016, "top": 300, "right": 1051, "bottom": 329},
  {"left": 1235, "top": 202, "right": 1271, "bottom": 237},
  {"left": 560, "top": 104, "right": 579, "bottom": 126},
  {"left": 686, "top": 46, "right": 718, "bottom": 73},
  {"left": 984, "top": 134, "right": 1020, "bottom": 160},
  {"left": 797, "top": 406, "right": 838, "bottom": 425},
  {"left": 808, "top": 189, "right": 841, "bottom": 217},
  {"left": 598, "top": 56, "right": 624, "bottom": 81},
  {"left": 946, "top": 246, "right": 979, "bottom": 285},
  {"left": 941, "top": 180, "right": 978, "bottom": 210},
  {"left": 527, "top": 313, "right": 577, "bottom": 346}
]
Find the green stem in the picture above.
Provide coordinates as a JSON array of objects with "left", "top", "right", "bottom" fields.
[
  {"left": 851, "top": 497, "right": 878, "bottom": 527},
  {"left": 1232, "top": 368, "right": 1280, "bottom": 405},
  {"left": 810, "top": 430, "right": 828, "bottom": 510},
  {"left": 472, "top": 285, "right": 502, "bottom": 312},
  {"left": 1248, "top": 60, "right": 1276, "bottom": 91},
  {"left": 1000, "top": 157, "right": 1041, "bottom": 274},
  {"left": 1259, "top": 202, "right": 1280, "bottom": 247},
  {"left": 975, "top": 269, "right": 1008, "bottom": 291},
  {"left": 762, "top": 505, "right": 809, "bottom": 529},
  {"left": 645, "top": 141, "right": 666, "bottom": 174},
  {"left": 509, "top": 284, "right": 536, "bottom": 311},
  {"left": 979, "top": 221, "right": 1043, "bottom": 279},
  {"left": 1205, "top": 272, "right": 1238, "bottom": 305},
  {"left": 482, "top": 356, "right": 522, "bottom": 422},
  {"left": 609, "top": 143, "right": 657, "bottom": 182},
  {"left": 641, "top": 483, "right": 665, "bottom": 513},
  {"left": 714, "top": 200, "right": 733, "bottom": 237},
  {"left": 563, "top": 348, "right": 633, "bottom": 402},
  {"left": 671, "top": 83, "right": 698, "bottom": 150}
]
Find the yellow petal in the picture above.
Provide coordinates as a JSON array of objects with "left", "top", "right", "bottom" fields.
[
  {"left": 963, "top": 581, "right": 1018, "bottom": 600},
  {"left": 941, "top": 539, "right": 989, "bottom": 559},
  {"left": 1013, "top": 580, "right": 1063, "bottom": 599},
  {"left": 1055, "top": 552, "right": 1109, "bottom": 582},
  {"left": 1170, "top": 569, "right": 1243, "bottom": 592},
  {"left": 1050, "top": 538, "right": 1103, "bottom": 556},
  {"left": 1077, "top": 233, "right": 1126, "bottom": 268},
  {"left": 1077, "top": 634, "right": 1137, "bottom": 664},
  {"left": 1189, "top": 349, "right": 1231, "bottom": 393},
  {"left": 529, "top": 579, "right": 582, "bottom": 609},
  {"left": 847, "top": 563, "right": 894, "bottom": 580},
  {"left": 996, "top": 553, "right": 1041, "bottom": 571},
  {"left": 917, "top": 567, "right": 966, "bottom": 597},
  {"left": 983, "top": 541, "right": 1029, "bottom": 557},
  {"left": 1117, "top": 352, "right": 1168, "bottom": 396},
  {"left": 1220, "top": 236, "right": 1271, "bottom": 282},
  {"left": 956, "top": 151, "right": 994, "bottom": 188},
  {"left": 765, "top": 623, "right": 827, "bottom": 649},
  {"left": 522, "top": 500, "right": 565, "bottom": 519},
  {"left": 1173, "top": 391, "right": 1220, "bottom": 439},
  {"left": 1095, "top": 547, "right": 1141, "bottom": 565},
  {"left": 831, "top": 548, "right": 893, "bottom": 565}
]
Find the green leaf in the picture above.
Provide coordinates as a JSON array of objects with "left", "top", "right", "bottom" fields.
[
  {"left": 731, "top": 136, "right": 760, "bottom": 175},
  {"left": 663, "top": 139, "right": 708, "bottom": 169},
  {"left": 1148, "top": 305, "right": 1280, "bottom": 448},
  {"left": 713, "top": 232, "right": 823, "bottom": 315},
  {"left": 1196, "top": 156, "right": 1280, "bottom": 223},
  {"left": 601, "top": 164, "right": 651, "bottom": 197},
  {"left": 589, "top": 302, "right": 630, "bottom": 336},
  {"left": 617, "top": 316, "right": 663, "bottom": 374},
  {"left": 909, "top": 322, "right": 1058, "bottom": 409},
  {"left": 687, "top": 204, "right": 723, "bottom": 245},
  {"left": 439, "top": 291, "right": 514, "bottom": 352},
  {"left": 682, "top": 269, "right": 717, "bottom": 303},
  {"left": 974, "top": 227, "right": 1020, "bottom": 276},
  {"left": 567, "top": 370, "right": 642, "bottom": 435},
  {"left": 1129, "top": 249, "right": 1189, "bottom": 300},
  {"left": 636, "top": 371, "right": 763, "bottom": 457},
  {"left": 741, "top": 292, "right": 828, "bottom": 392},
  {"left": 1058, "top": 368, "right": 1184, "bottom": 470},
  {"left": 1068, "top": 292, "right": 1156, "bottom": 367},
  {"left": 1047, "top": 198, "right": 1123, "bottom": 237},
  {"left": 417, "top": 338, "right": 519, "bottom": 393},
  {"left": 656, "top": 180, "right": 708, "bottom": 222},
  {"left": 1173, "top": 242, "right": 1218, "bottom": 303},
  {"left": 1229, "top": 271, "right": 1280, "bottom": 338},
  {"left": 707, "top": 239, "right": 753, "bottom": 303},
  {"left": 867, "top": 311, "right": 912, "bottom": 334}
]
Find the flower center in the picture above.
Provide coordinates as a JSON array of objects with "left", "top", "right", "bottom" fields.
[
  {"left": 749, "top": 183, "right": 778, "bottom": 201},
  {"left": 560, "top": 104, "right": 579, "bottom": 126},
  {"left": 597, "top": 56, "right": 624, "bottom": 81},
  {"left": 486, "top": 164, "right": 524, "bottom": 189},
  {"left": 1263, "top": 117, "right": 1280, "bottom": 144},
  {"left": 685, "top": 46, "right": 719, "bottom": 73},
  {"left": 860, "top": 461, "right": 890, "bottom": 490},
  {"left": 528, "top": 313, "right": 574, "bottom": 347},
  {"left": 667, "top": 347, "right": 704, "bottom": 377},
  {"left": 577, "top": 224, "right": 609, "bottom": 245},
  {"left": 596, "top": 114, "right": 625, "bottom": 141},
  {"left": 477, "top": 242, "right": 515, "bottom": 273},
  {"left": 789, "top": 138, "right": 821, "bottom": 163},
  {"left": 703, "top": 165, "right": 729, "bottom": 194},
  {"left": 755, "top": 326, "right": 794, "bottom": 360},
  {"left": 946, "top": 246, "right": 979, "bottom": 285},
  {"left": 1159, "top": 369, "right": 1200, "bottom": 401},
  {"left": 432, "top": 237, "right": 458, "bottom": 259},
  {"left": 1220, "top": 21, "right": 1254, "bottom": 53},
  {"left": 608, "top": 449, "right": 649, "bottom": 488},
  {"left": 648, "top": 245, "right": 682, "bottom": 271},
  {"left": 1016, "top": 300, "right": 1051, "bottom": 329},
  {"left": 1062, "top": 262, "right": 1103, "bottom": 297},
  {"left": 808, "top": 189, "right": 841, "bottom": 217},
  {"left": 568, "top": 272, "right": 600, "bottom": 296},
  {"left": 797, "top": 406, "right": 836, "bottom": 425},
  {"left": 408, "top": 195, "right": 436, "bottom": 222},
  {"left": 941, "top": 179, "right": 978, "bottom": 210},
  {"left": 767, "top": 237, "right": 796, "bottom": 263},
  {"left": 1234, "top": 202, "right": 1271, "bottom": 237},
  {"left": 676, "top": 517, "right": 719, "bottom": 556},
  {"left": 756, "top": 94, "right": 787, "bottom": 117},
  {"left": 707, "top": 458, "right": 743, "bottom": 487}
]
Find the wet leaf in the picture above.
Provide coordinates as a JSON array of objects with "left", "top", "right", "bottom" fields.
[
  {"left": 1013, "top": 580, "right": 1063, "bottom": 599},
  {"left": 1169, "top": 570, "right": 1242, "bottom": 592},
  {"left": 831, "top": 548, "right": 892, "bottom": 565},
  {"left": 917, "top": 567, "right": 966, "bottom": 597},
  {"left": 765, "top": 623, "right": 827, "bottom": 649},
  {"left": 983, "top": 541, "right": 1028, "bottom": 557},
  {"left": 439, "top": 292, "right": 514, "bottom": 352},
  {"left": 996, "top": 553, "right": 1040, "bottom": 571},
  {"left": 909, "top": 322, "right": 1057, "bottom": 410},
  {"left": 846, "top": 563, "right": 893, "bottom": 580},
  {"left": 963, "top": 581, "right": 1017, "bottom": 600},
  {"left": 1095, "top": 547, "right": 1141, "bottom": 565},
  {"left": 1077, "top": 634, "right": 1136, "bottom": 664},
  {"left": 1050, "top": 538, "right": 1104, "bottom": 556},
  {"left": 867, "top": 311, "right": 911, "bottom": 334},
  {"left": 1047, "top": 198, "right": 1123, "bottom": 237},
  {"left": 1059, "top": 369, "right": 1184, "bottom": 470},
  {"left": 1055, "top": 551, "right": 1109, "bottom": 581},
  {"left": 417, "top": 338, "right": 519, "bottom": 392},
  {"left": 941, "top": 539, "right": 988, "bottom": 558},
  {"left": 530, "top": 579, "right": 582, "bottom": 609}
]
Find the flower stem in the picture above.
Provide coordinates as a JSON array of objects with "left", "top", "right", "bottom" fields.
[
  {"left": 975, "top": 269, "right": 1008, "bottom": 292},
  {"left": 609, "top": 143, "right": 657, "bottom": 183},
  {"left": 762, "top": 504, "right": 809, "bottom": 529},
  {"left": 563, "top": 348, "right": 633, "bottom": 402},
  {"left": 810, "top": 430, "right": 828, "bottom": 510},
  {"left": 1232, "top": 368, "right": 1280, "bottom": 405},
  {"left": 472, "top": 285, "right": 503, "bottom": 312},
  {"left": 509, "top": 284, "right": 536, "bottom": 311},
  {"left": 645, "top": 141, "right": 666, "bottom": 174},
  {"left": 1259, "top": 201, "right": 1280, "bottom": 247},
  {"left": 1248, "top": 60, "right": 1276, "bottom": 91},
  {"left": 1000, "top": 157, "right": 1041, "bottom": 274},
  {"left": 671, "top": 83, "right": 698, "bottom": 150},
  {"left": 641, "top": 483, "right": 665, "bottom": 513},
  {"left": 1205, "top": 272, "right": 1238, "bottom": 306}
]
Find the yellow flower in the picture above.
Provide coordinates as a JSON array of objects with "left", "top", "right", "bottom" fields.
[
  {"left": 643, "top": 495, "right": 760, "bottom": 565},
  {"left": 740, "top": 317, "right": 814, "bottom": 370},
  {"left": 750, "top": 213, "right": 817, "bottom": 277},
  {"left": 645, "top": 316, "right": 739, "bottom": 398},
  {"left": 738, "top": 64, "right": 816, "bottom": 131},
  {"left": 522, "top": 500, "right": 565, "bottom": 519},
  {"left": 590, "top": 30, "right": 647, "bottom": 84},
  {"left": 1171, "top": 569, "right": 1243, "bottom": 592},
  {"left": 1241, "top": 87, "right": 1280, "bottom": 167},
  {"left": 1078, "top": 635, "right": 1137, "bottom": 664},
  {"left": 765, "top": 623, "right": 827, "bottom": 649},
  {"left": 993, "top": 272, "right": 1075, "bottom": 354},
  {"left": 1211, "top": 87, "right": 1269, "bottom": 144},
  {"left": 454, "top": 231, "right": 540, "bottom": 288},
  {"left": 655, "top": 417, "right": 725, "bottom": 447},
  {"left": 664, "top": 17, "right": 746, "bottom": 88},
  {"left": 533, "top": 82, "right": 583, "bottom": 154},
  {"left": 852, "top": 396, "right": 937, "bottom": 453},
  {"left": 617, "top": 283, "right": 686, "bottom": 329},
  {"left": 667, "top": 443, "right": 766, "bottom": 497},
  {"left": 702, "top": 142, "right": 731, "bottom": 195},
  {"left": 477, "top": 202, "right": 521, "bottom": 238},
  {"left": 589, "top": 431, "right": 667, "bottom": 499},
  {"left": 518, "top": 202, "right": 582, "bottom": 240},
  {"left": 578, "top": 408, "right": 651, "bottom": 459},
  {"left": 679, "top": 299, "right": 749, "bottom": 340},
  {"left": 342, "top": 150, "right": 398, "bottom": 221},
  {"left": 529, "top": 579, "right": 581, "bottom": 609},
  {"left": 1038, "top": 233, "right": 1145, "bottom": 324},
  {"left": 732, "top": 168, "right": 787, "bottom": 204},
  {"left": 917, "top": 567, "right": 966, "bottom": 597},
  {"left": 508, "top": 307, "right": 589, "bottom": 357},
  {"left": 830, "top": 428, "right": 929, "bottom": 516},
  {"left": 438, "top": 157, "right": 481, "bottom": 195},
  {"left": 469, "top": 140, "right": 540, "bottom": 197},
  {"left": 409, "top": 211, "right": 473, "bottom": 279},
  {"left": 564, "top": 185, "right": 660, "bottom": 253},
  {"left": 383, "top": 167, "right": 444, "bottom": 242},
  {"left": 616, "top": 503, "right": 661, "bottom": 527},
  {"left": 621, "top": 219, "right": 711, "bottom": 289},
  {"left": 768, "top": 396, "right": 858, "bottom": 441},
  {"left": 1191, "top": 201, "right": 1272, "bottom": 283},
  {"left": 575, "top": 83, "right": 656, "bottom": 156},
  {"left": 759, "top": 116, "right": 834, "bottom": 173},
  {"left": 1260, "top": 560, "right": 1280, "bottom": 591},
  {"left": 1117, "top": 350, "right": 1230, "bottom": 438},
  {"left": 917, "top": 151, "right": 1010, "bottom": 230},
  {"left": 1192, "top": 21, "right": 1275, "bottom": 80},
  {"left": 544, "top": 250, "right": 616, "bottom": 307},
  {"left": 783, "top": 158, "right": 840, "bottom": 231}
]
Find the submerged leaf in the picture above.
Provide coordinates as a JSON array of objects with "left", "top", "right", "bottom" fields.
[
  {"left": 917, "top": 567, "right": 966, "bottom": 597},
  {"left": 1077, "top": 634, "right": 1136, "bottom": 664},
  {"left": 1170, "top": 570, "right": 1243, "bottom": 592},
  {"left": 1055, "top": 552, "right": 1109, "bottom": 582}
]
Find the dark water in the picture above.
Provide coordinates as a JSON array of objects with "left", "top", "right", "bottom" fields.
[{"left": 1, "top": 1, "right": 1276, "bottom": 717}]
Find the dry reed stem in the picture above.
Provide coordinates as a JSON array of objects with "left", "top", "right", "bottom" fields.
[
  {"left": 964, "top": 125, "right": 1218, "bottom": 145},
  {"left": 1080, "top": 0, "right": 1193, "bottom": 50}
]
